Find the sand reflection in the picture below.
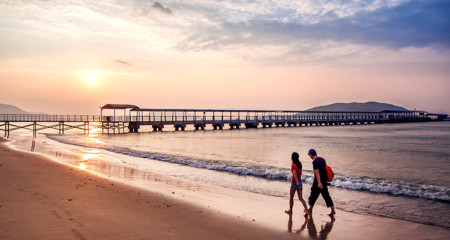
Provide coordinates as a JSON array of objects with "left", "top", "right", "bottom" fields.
[
  {"left": 287, "top": 214, "right": 307, "bottom": 234},
  {"left": 288, "top": 214, "right": 334, "bottom": 239},
  {"left": 77, "top": 148, "right": 102, "bottom": 170}
]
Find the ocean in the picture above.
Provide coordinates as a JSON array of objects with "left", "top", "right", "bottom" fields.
[{"left": 9, "top": 121, "right": 450, "bottom": 229}]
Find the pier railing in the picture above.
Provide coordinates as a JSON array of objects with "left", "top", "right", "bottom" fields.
[
  {"left": 0, "top": 114, "right": 102, "bottom": 122},
  {"left": 0, "top": 111, "right": 432, "bottom": 123},
  {"left": 1, "top": 109, "right": 443, "bottom": 136},
  {"left": 124, "top": 109, "right": 427, "bottom": 123}
]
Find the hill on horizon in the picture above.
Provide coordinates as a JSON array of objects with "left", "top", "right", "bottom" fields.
[
  {"left": 0, "top": 103, "right": 29, "bottom": 114},
  {"left": 307, "top": 101, "right": 409, "bottom": 112}
]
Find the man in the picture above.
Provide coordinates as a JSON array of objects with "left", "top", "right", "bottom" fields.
[{"left": 307, "top": 149, "right": 336, "bottom": 216}]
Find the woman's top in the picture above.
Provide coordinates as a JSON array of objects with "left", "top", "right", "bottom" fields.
[{"left": 290, "top": 163, "right": 302, "bottom": 183}]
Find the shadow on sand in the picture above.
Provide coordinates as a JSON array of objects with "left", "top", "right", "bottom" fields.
[{"left": 288, "top": 214, "right": 335, "bottom": 239}]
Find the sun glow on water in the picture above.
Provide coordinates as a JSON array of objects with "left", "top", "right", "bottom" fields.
[
  {"left": 87, "top": 122, "right": 103, "bottom": 136},
  {"left": 79, "top": 163, "right": 87, "bottom": 170},
  {"left": 78, "top": 147, "right": 102, "bottom": 170}
]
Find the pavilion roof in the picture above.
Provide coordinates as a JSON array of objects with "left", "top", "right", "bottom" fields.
[{"left": 101, "top": 104, "right": 140, "bottom": 110}]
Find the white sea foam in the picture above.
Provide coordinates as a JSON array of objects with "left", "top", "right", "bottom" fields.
[
  {"left": 47, "top": 134, "right": 450, "bottom": 202},
  {"left": 331, "top": 176, "right": 450, "bottom": 201}
]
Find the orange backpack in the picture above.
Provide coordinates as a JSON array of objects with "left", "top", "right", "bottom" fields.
[{"left": 325, "top": 165, "right": 334, "bottom": 182}]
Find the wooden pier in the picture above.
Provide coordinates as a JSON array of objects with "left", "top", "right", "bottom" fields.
[
  {"left": 0, "top": 104, "right": 446, "bottom": 137},
  {"left": 122, "top": 108, "right": 435, "bottom": 132},
  {"left": 0, "top": 115, "right": 103, "bottom": 137}
]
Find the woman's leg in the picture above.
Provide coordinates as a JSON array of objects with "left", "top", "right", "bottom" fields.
[
  {"left": 285, "top": 187, "right": 295, "bottom": 214},
  {"left": 296, "top": 188, "right": 308, "bottom": 215}
]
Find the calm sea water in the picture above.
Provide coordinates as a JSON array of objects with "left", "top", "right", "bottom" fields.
[{"left": 14, "top": 121, "right": 450, "bottom": 228}]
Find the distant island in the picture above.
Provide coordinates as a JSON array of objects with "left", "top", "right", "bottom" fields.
[
  {"left": 0, "top": 103, "right": 29, "bottom": 114},
  {"left": 306, "top": 101, "right": 409, "bottom": 112}
]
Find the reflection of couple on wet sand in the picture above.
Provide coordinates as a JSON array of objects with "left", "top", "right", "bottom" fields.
[{"left": 288, "top": 214, "right": 335, "bottom": 239}]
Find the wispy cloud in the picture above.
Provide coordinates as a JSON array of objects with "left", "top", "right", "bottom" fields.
[
  {"left": 114, "top": 60, "right": 131, "bottom": 65},
  {"left": 141, "top": 1, "right": 173, "bottom": 16}
]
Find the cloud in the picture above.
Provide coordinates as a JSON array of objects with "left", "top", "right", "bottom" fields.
[
  {"left": 310, "top": 0, "right": 450, "bottom": 49},
  {"left": 114, "top": 60, "right": 131, "bottom": 65},
  {"left": 153, "top": 2, "right": 172, "bottom": 14},
  {"left": 178, "top": 0, "right": 450, "bottom": 52},
  {"left": 142, "top": 1, "right": 173, "bottom": 16}
]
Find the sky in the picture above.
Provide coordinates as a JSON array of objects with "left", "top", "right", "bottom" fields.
[{"left": 0, "top": 0, "right": 449, "bottom": 114}]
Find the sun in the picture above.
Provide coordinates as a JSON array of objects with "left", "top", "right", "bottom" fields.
[
  {"left": 81, "top": 70, "right": 103, "bottom": 87},
  {"left": 81, "top": 70, "right": 102, "bottom": 87},
  {"left": 87, "top": 74, "right": 98, "bottom": 85}
]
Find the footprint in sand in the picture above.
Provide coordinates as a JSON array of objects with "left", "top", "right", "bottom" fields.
[
  {"left": 71, "top": 229, "right": 86, "bottom": 240},
  {"left": 50, "top": 210, "right": 62, "bottom": 219}
]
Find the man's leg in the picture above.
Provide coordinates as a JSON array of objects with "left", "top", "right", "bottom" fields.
[
  {"left": 320, "top": 187, "right": 336, "bottom": 216},
  {"left": 308, "top": 186, "right": 320, "bottom": 214}
]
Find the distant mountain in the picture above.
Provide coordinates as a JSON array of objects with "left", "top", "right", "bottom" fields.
[
  {"left": 307, "top": 101, "right": 409, "bottom": 112},
  {"left": 0, "top": 103, "right": 29, "bottom": 114}
]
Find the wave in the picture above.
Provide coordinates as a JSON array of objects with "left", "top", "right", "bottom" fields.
[
  {"left": 332, "top": 175, "right": 450, "bottom": 201},
  {"left": 47, "top": 134, "right": 450, "bottom": 202}
]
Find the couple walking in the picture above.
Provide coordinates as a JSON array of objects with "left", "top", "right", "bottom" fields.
[{"left": 285, "top": 149, "right": 336, "bottom": 217}]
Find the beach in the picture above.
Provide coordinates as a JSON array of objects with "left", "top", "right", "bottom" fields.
[
  {"left": 1, "top": 136, "right": 449, "bottom": 240},
  {"left": 0, "top": 140, "right": 299, "bottom": 240}
]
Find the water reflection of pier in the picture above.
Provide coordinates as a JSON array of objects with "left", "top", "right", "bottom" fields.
[{"left": 0, "top": 104, "right": 446, "bottom": 136}]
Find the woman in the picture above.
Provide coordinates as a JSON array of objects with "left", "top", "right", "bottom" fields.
[{"left": 285, "top": 152, "right": 308, "bottom": 216}]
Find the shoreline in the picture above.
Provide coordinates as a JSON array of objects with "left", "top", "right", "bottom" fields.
[{"left": 1, "top": 137, "right": 449, "bottom": 240}]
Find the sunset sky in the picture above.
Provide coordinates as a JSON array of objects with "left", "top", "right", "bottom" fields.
[{"left": 1, "top": 0, "right": 449, "bottom": 114}]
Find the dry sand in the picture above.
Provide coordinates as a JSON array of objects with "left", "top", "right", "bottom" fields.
[{"left": 1, "top": 139, "right": 449, "bottom": 240}]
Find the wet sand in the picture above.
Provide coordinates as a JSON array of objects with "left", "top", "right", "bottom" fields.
[{"left": 1, "top": 139, "right": 449, "bottom": 240}]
